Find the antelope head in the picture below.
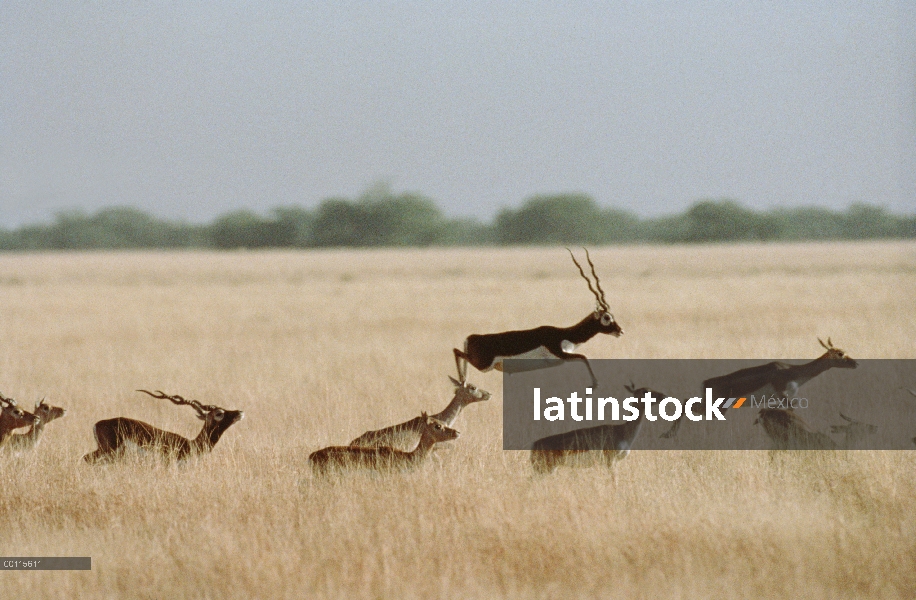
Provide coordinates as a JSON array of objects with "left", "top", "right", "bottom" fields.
[
  {"left": 0, "top": 393, "right": 40, "bottom": 427},
  {"left": 33, "top": 398, "right": 66, "bottom": 425},
  {"left": 448, "top": 376, "right": 491, "bottom": 403},
  {"left": 817, "top": 337, "right": 858, "bottom": 368},
  {"left": 421, "top": 412, "right": 460, "bottom": 443},
  {"left": 137, "top": 389, "right": 244, "bottom": 437},
  {"left": 568, "top": 247, "right": 623, "bottom": 337}
]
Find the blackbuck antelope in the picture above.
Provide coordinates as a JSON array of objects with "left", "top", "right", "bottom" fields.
[
  {"left": 348, "top": 377, "right": 490, "bottom": 450},
  {"left": 4, "top": 399, "right": 66, "bottom": 452},
  {"left": 529, "top": 383, "right": 659, "bottom": 474},
  {"left": 662, "top": 337, "right": 858, "bottom": 438},
  {"left": 453, "top": 248, "right": 623, "bottom": 387},
  {"left": 0, "top": 394, "right": 40, "bottom": 446},
  {"left": 828, "top": 413, "right": 877, "bottom": 448},
  {"left": 309, "top": 413, "right": 459, "bottom": 475},
  {"left": 83, "top": 390, "right": 244, "bottom": 464},
  {"left": 754, "top": 408, "right": 838, "bottom": 450}
]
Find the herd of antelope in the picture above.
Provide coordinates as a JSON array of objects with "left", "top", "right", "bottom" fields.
[{"left": 1, "top": 249, "right": 913, "bottom": 474}]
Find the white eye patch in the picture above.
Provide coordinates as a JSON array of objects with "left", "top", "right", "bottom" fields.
[{"left": 600, "top": 313, "right": 614, "bottom": 326}]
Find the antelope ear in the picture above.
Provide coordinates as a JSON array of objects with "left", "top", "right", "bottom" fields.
[
  {"left": 448, "top": 376, "right": 461, "bottom": 386},
  {"left": 197, "top": 413, "right": 207, "bottom": 421}
]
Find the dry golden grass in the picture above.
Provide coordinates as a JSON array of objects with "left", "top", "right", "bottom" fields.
[{"left": 0, "top": 242, "right": 914, "bottom": 599}]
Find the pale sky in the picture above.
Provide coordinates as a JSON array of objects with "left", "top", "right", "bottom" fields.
[{"left": 2, "top": 2, "right": 914, "bottom": 227}]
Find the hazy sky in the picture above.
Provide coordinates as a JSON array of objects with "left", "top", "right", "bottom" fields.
[{"left": 2, "top": 2, "right": 914, "bottom": 226}]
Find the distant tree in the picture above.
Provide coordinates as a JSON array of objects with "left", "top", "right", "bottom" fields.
[
  {"left": 310, "top": 185, "right": 445, "bottom": 247},
  {"left": 209, "top": 210, "right": 279, "bottom": 249},
  {"left": 272, "top": 206, "right": 315, "bottom": 247},
  {"left": 841, "top": 203, "right": 897, "bottom": 239},
  {"left": 1, "top": 194, "right": 913, "bottom": 251},
  {"left": 434, "top": 218, "right": 497, "bottom": 246},
  {"left": 310, "top": 198, "right": 367, "bottom": 247},
  {"left": 771, "top": 207, "right": 845, "bottom": 240},
  {"left": 683, "top": 199, "right": 780, "bottom": 242},
  {"left": 640, "top": 214, "right": 690, "bottom": 243},
  {"left": 363, "top": 194, "right": 443, "bottom": 246},
  {"left": 897, "top": 214, "right": 916, "bottom": 239},
  {"left": 89, "top": 207, "right": 192, "bottom": 248},
  {"left": 19, "top": 207, "right": 193, "bottom": 249},
  {"left": 600, "top": 208, "right": 641, "bottom": 243},
  {"left": 495, "top": 194, "right": 636, "bottom": 244}
]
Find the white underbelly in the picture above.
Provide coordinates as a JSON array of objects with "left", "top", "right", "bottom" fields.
[{"left": 491, "top": 344, "right": 570, "bottom": 371}]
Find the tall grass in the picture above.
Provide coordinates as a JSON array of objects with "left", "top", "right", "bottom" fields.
[{"left": 0, "top": 242, "right": 914, "bottom": 599}]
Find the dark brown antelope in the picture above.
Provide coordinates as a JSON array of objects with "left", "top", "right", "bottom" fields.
[
  {"left": 82, "top": 390, "right": 244, "bottom": 464},
  {"left": 309, "top": 413, "right": 459, "bottom": 475},
  {"left": 453, "top": 248, "right": 623, "bottom": 387},
  {"left": 348, "top": 377, "right": 489, "bottom": 450},
  {"left": 4, "top": 399, "right": 67, "bottom": 452},
  {"left": 828, "top": 413, "right": 877, "bottom": 448},
  {"left": 662, "top": 338, "right": 858, "bottom": 438},
  {"left": 753, "top": 408, "right": 837, "bottom": 450},
  {"left": 0, "top": 394, "right": 41, "bottom": 446},
  {"left": 530, "top": 383, "right": 660, "bottom": 474}
]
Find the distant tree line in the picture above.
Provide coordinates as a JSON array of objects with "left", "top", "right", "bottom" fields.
[{"left": 1, "top": 189, "right": 914, "bottom": 250}]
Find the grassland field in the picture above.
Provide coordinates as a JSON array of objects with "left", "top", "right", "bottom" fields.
[{"left": 0, "top": 242, "right": 914, "bottom": 599}]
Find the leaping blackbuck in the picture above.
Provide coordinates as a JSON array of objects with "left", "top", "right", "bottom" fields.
[
  {"left": 529, "top": 383, "right": 659, "bottom": 474},
  {"left": 453, "top": 248, "right": 623, "bottom": 387},
  {"left": 0, "top": 394, "right": 40, "bottom": 446},
  {"left": 82, "top": 390, "right": 244, "bottom": 464},
  {"left": 662, "top": 337, "right": 858, "bottom": 438},
  {"left": 4, "top": 399, "right": 66, "bottom": 452},
  {"left": 349, "top": 376, "right": 490, "bottom": 450},
  {"left": 754, "top": 408, "right": 838, "bottom": 450},
  {"left": 310, "top": 413, "right": 459, "bottom": 475}
]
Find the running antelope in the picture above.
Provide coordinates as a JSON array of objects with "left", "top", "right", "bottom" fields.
[
  {"left": 348, "top": 377, "right": 490, "bottom": 450},
  {"left": 309, "top": 413, "right": 459, "bottom": 475},
  {"left": 83, "top": 390, "right": 244, "bottom": 464},
  {"left": 529, "top": 383, "right": 659, "bottom": 474},
  {"left": 662, "top": 337, "right": 858, "bottom": 438},
  {"left": 828, "top": 413, "right": 877, "bottom": 448},
  {"left": 4, "top": 399, "right": 66, "bottom": 452},
  {"left": 753, "top": 408, "right": 837, "bottom": 450},
  {"left": 453, "top": 248, "right": 623, "bottom": 387},
  {"left": 0, "top": 394, "right": 40, "bottom": 446}
]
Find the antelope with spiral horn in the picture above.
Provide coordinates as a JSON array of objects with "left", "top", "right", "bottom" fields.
[
  {"left": 453, "top": 248, "right": 623, "bottom": 387},
  {"left": 83, "top": 390, "right": 244, "bottom": 464}
]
